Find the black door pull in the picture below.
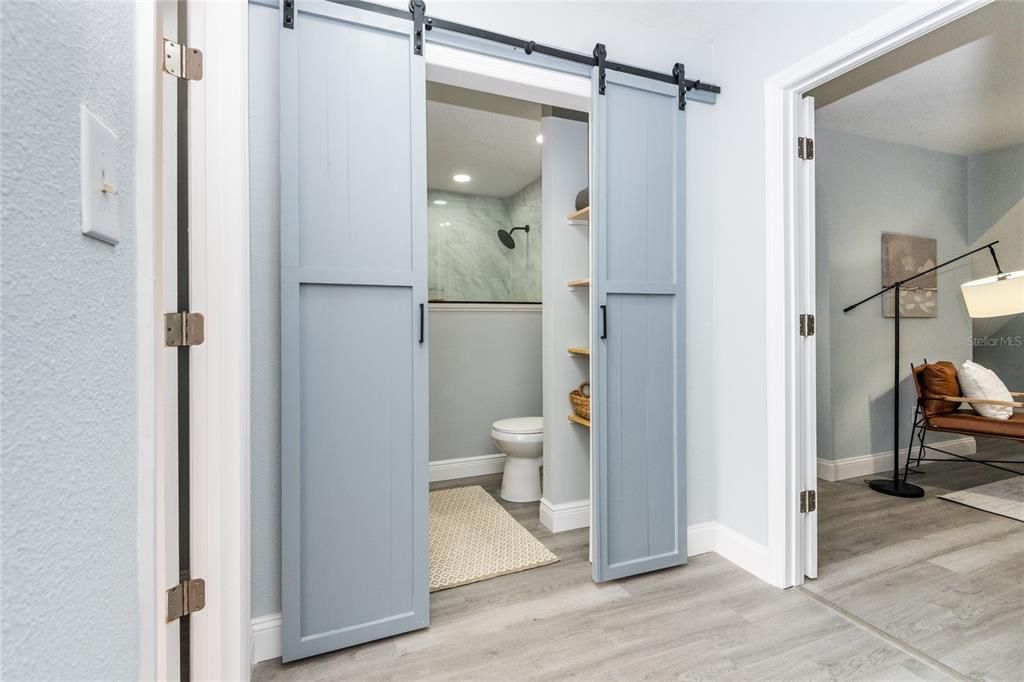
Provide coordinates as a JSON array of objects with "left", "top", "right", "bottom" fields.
[
  {"left": 419, "top": 303, "right": 425, "bottom": 344},
  {"left": 600, "top": 304, "right": 607, "bottom": 340}
]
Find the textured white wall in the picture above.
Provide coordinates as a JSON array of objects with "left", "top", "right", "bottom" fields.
[{"left": 0, "top": 1, "right": 139, "bottom": 678}]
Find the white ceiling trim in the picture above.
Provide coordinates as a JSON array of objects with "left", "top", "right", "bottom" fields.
[{"left": 426, "top": 43, "right": 590, "bottom": 112}]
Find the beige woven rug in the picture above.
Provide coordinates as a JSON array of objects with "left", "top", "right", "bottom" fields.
[{"left": 429, "top": 486, "right": 558, "bottom": 592}]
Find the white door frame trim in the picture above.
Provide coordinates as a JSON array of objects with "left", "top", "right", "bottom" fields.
[
  {"left": 763, "top": 0, "right": 992, "bottom": 588},
  {"left": 139, "top": 0, "right": 190, "bottom": 677},
  {"left": 186, "top": 1, "right": 252, "bottom": 679}
]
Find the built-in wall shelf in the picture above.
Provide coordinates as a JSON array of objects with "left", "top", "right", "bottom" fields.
[
  {"left": 567, "top": 414, "right": 591, "bottom": 428},
  {"left": 567, "top": 346, "right": 590, "bottom": 356},
  {"left": 566, "top": 206, "right": 590, "bottom": 225},
  {"left": 567, "top": 278, "right": 590, "bottom": 288}
]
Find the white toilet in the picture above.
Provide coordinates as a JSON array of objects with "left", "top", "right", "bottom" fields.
[{"left": 491, "top": 417, "right": 543, "bottom": 502}]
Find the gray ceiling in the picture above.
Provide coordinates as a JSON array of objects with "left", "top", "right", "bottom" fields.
[
  {"left": 813, "top": 1, "right": 1024, "bottom": 156},
  {"left": 426, "top": 83, "right": 542, "bottom": 197}
]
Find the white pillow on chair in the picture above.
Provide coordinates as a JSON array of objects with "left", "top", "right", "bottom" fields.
[{"left": 958, "top": 360, "right": 1014, "bottom": 420}]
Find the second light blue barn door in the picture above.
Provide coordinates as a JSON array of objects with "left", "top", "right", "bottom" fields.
[
  {"left": 590, "top": 66, "right": 687, "bottom": 582},
  {"left": 279, "top": 0, "right": 428, "bottom": 661}
]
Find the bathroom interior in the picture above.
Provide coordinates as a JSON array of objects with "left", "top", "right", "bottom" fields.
[{"left": 425, "top": 81, "right": 593, "bottom": 592}]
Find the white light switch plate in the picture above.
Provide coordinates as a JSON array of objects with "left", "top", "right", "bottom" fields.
[{"left": 80, "top": 104, "right": 119, "bottom": 245}]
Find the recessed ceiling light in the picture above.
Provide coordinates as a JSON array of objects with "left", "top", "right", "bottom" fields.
[
  {"left": 432, "top": 199, "right": 447, "bottom": 205},
  {"left": 536, "top": 134, "right": 544, "bottom": 144},
  {"left": 453, "top": 173, "right": 471, "bottom": 183},
  {"left": 441, "top": 221, "right": 452, "bottom": 226}
]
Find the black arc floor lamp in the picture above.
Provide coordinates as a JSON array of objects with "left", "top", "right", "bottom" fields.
[{"left": 843, "top": 239, "right": 1024, "bottom": 498}]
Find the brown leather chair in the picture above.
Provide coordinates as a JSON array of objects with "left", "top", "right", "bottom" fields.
[{"left": 906, "top": 361, "right": 1024, "bottom": 475}]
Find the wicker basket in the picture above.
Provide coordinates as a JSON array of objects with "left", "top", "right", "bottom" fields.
[{"left": 569, "top": 382, "right": 590, "bottom": 421}]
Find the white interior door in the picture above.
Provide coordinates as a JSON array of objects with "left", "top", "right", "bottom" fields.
[{"left": 798, "top": 94, "right": 818, "bottom": 580}]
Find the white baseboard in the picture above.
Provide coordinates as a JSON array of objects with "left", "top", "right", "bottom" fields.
[
  {"left": 539, "top": 497, "right": 590, "bottom": 532},
  {"left": 429, "top": 453, "right": 506, "bottom": 482},
  {"left": 536, "top": 504, "right": 749, "bottom": 562},
  {"left": 685, "top": 521, "right": 718, "bottom": 556},
  {"left": 250, "top": 520, "right": 772, "bottom": 664},
  {"left": 817, "top": 436, "right": 976, "bottom": 482},
  {"left": 711, "top": 523, "right": 774, "bottom": 585},
  {"left": 251, "top": 613, "right": 283, "bottom": 665}
]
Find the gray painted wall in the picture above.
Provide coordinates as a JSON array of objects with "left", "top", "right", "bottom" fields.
[
  {"left": 967, "top": 144, "right": 1024, "bottom": 244},
  {"left": 967, "top": 143, "right": 1024, "bottom": 389},
  {"left": 429, "top": 306, "right": 542, "bottom": 461},
  {"left": 1, "top": 2, "right": 139, "bottom": 678},
  {"left": 540, "top": 115, "right": 591, "bottom": 506},
  {"left": 249, "top": 2, "right": 283, "bottom": 621},
  {"left": 815, "top": 130, "right": 973, "bottom": 463},
  {"left": 973, "top": 315, "right": 1024, "bottom": 391}
]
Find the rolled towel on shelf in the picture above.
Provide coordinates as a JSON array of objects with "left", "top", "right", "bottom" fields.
[{"left": 574, "top": 187, "right": 589, "bottom": 211}]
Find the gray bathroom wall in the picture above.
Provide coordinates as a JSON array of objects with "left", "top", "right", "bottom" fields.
[
  {"left": 429, "top": 306, "right": 543, "bottom": 461},
  {"left": 815, "top": 130, "right": 973, "bottom": 463},
  {"left": 967, "top": 143, "right": 1024, "bottom": 390},
  {"left": 1, "top": 2, "right": 139, "bottom": 678},
  {"left": 428, "top": 182, "right": 542, "bottom": 302}
]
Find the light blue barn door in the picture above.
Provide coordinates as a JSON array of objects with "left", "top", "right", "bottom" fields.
[
  {"left": 279, "top": 0, "right": 428, "bottom": 661},
  {"left": 590, "top": 67, "right": 687, "bottom": 582}
]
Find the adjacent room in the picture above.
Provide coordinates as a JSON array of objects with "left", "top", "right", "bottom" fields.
[{"left": 810, "top": 2, "right": 1024, "bottom": 676}]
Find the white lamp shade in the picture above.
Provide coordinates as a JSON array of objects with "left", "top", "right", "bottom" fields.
[{"left": 960, "top": 270, "right": 1024, "bottom": 318}]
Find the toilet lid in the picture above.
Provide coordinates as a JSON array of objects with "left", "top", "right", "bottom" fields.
[{"left": 492, "top": 417, "right": 543, "bottom": 434}]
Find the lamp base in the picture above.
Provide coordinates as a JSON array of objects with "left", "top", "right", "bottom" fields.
[{"left": 867, "top": 479, "right": 925, "bottom": 498}]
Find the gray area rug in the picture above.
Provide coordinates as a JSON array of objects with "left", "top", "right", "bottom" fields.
[{"left": 939, "top": 475, "right": 1024, "bottom": 522}]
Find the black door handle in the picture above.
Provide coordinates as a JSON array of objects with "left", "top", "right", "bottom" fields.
[
  {"left": 600, "top": 304, "right": 607, "bottom": 340},
  {"left": 419, "top": 303, "right": 425, "bottom": 344}
]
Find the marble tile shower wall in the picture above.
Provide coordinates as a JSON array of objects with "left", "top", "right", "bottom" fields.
[
  {"left": 428, "top": 178, "right": 542, "bottom": 302},
  {"left": 507, "top": 178, "right": 542, "bottom": 301}
]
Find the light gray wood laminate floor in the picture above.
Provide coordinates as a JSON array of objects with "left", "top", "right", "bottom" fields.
[
  {"left": 256, "top": 442, "right": 1023, "bottom": 681},
  {"left": 808, "top": 440, "right": 1024, "bottom": 681}
]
